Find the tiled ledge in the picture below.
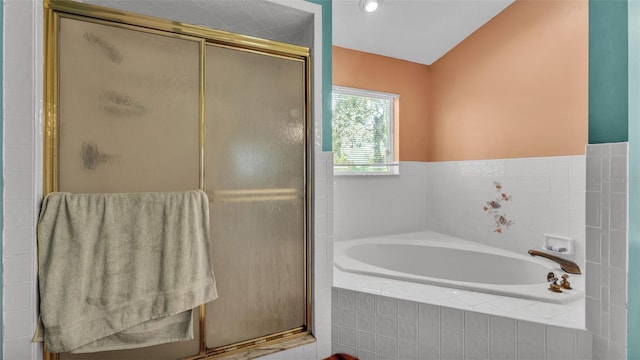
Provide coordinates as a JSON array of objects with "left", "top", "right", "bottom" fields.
[{"left": 334, "top": 267, "right": 585, "bottom": 330}]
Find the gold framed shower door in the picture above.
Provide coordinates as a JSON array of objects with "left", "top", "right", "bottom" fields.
[{"left": 43, "top": 1, "right": 313, "bottom": 359}]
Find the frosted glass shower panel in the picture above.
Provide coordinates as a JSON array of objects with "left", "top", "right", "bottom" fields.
[
  {"left": 54, "top": 16, "right": 203, "bottom": 360},
  {"left": 204, "top": 44, "right": 307, "bottom": 348},
  {"left": 57, "top": 17, "right": 201, "bottom": 193}
]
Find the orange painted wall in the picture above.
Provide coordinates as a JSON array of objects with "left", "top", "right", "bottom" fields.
[
  {"left": 428, "top": 0, "right": 588, "bottom": 161},
  {"left": 333, "top": 0, "right": 588, "bottom": 162},
  {"left": 333, "top": 46, "right": 431, "bottom": 162}
]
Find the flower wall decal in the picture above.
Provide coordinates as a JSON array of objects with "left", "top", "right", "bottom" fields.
[{"left": 482, "top": 181, "right": 514, "bottom": 233}]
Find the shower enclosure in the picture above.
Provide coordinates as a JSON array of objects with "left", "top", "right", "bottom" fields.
[{"left": 43, "top": 1, "right": 312, "bottom": 359}]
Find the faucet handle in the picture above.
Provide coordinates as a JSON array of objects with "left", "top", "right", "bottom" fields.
[
  {"left": 547, "top": 272, "right": 556, "bottom": 282},
  {"left": 547, "top": 272, "right": 563, "bottom": 293},
  {"left": 560, "top": 274, "right": 572, "bottom": 290}
]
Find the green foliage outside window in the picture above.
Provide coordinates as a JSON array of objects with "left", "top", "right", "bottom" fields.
[{"left": 331, "top": 88, "right": 396, "bottom": 174}]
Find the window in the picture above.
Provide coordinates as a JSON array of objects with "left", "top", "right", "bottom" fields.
[{"left": 332, "top": 86, "right": 399, "bottom": 175}]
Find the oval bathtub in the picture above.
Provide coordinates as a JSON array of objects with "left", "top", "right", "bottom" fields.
[{"left": 334, "top": 231, "right": 583, "bottom": 304}]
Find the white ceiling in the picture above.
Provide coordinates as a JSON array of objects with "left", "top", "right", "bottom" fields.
[
  {"left": 333, "top": 0, "right": 515, "bottom": 65},
  {"left": 77, "top": 0, "right": 514, "bottom": 66}
]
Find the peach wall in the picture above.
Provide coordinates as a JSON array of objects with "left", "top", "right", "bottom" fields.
[
  {"left": 333, "top": 46, "right": 431, "bottom": 162},
  {"left": 428, "top": 0, "right": 588, "bottom": 161}
]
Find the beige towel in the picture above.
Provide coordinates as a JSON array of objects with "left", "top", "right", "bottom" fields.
[{"left": 37, "top": 190, "right": 217, "bottom": 353}]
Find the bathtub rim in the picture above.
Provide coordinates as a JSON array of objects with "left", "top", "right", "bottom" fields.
[{"left": 334, "top": 230, "right": 584, "bottom": 305}]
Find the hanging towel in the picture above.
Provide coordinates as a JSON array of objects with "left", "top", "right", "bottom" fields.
[{"left": 37, "top": 190, "right": 217, "bottom": 353}]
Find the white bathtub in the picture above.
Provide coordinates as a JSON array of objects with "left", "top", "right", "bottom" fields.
[{"left": 334, "top": 231, "right": 583, "bottom": 304}]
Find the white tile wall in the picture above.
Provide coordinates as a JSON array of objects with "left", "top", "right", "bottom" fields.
[
  {"left": 334, "top": 156, "right": 586, "bottom": 270},
  {"left": 2, "top": 1, "right": 330, "bottom": 359},
  {"left": 333, "top": 162, "right": 430, "bottom": 241},
  {"left": 3, "top": 1, "right": 43, "bottom": 359},
  {"left": 428, "top": 156, "right": 586, "bottom": 271},
  {"left": 332, "top": 288, "right": 592, "bottom": 360},
  {"left": 313, "top": 151, "right": 335, "bottom": 359},
  {"left": 584, "top": 143, "right": 628, "bottom": 360}
]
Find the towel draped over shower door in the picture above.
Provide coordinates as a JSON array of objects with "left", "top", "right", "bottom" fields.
[{"left": 37, "top": 190, "right": 218, "bottom": 353}]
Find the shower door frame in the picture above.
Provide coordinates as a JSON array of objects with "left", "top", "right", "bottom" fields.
[{"left": 42, "top": 0, "right": 313, "bottom": 359}]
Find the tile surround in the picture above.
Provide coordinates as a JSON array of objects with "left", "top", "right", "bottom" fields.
[
  {"left": 2, "top": 1, "right": 329, "bottom": 359},
  {"left": 334, "top": 157, "right": 586, "bottom": 273},
  {"left": 332, "top": 287, "right": 592, "bottom": 360},
  {"left": 332, "top": 145, "right": 628, "bottom": 359},
  {"left": 334, "top": 268, "right": 585, "bottom": 330},
  {"left": 333, "top": 162, "right": 429, "bottom": 241},
  {"left": 2, "top": 1, "right": 43, "bottom": 359},
  {"left": 333, "top": 153, "right": 624, "bottom": 359},
  {"left": 585, "top": 143, "right": 628, "bottom": 360},
  {"left": 428, "top": 156, "right": 586, "bottom": 271}
]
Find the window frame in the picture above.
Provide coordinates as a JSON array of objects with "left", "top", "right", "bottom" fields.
[{"left": 331, "top": 85, "right": 400, "bottom": 176}]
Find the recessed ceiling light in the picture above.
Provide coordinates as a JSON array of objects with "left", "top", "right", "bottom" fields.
[{"left": 360, "top": 0, "right": 382, "bottom": 13}]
